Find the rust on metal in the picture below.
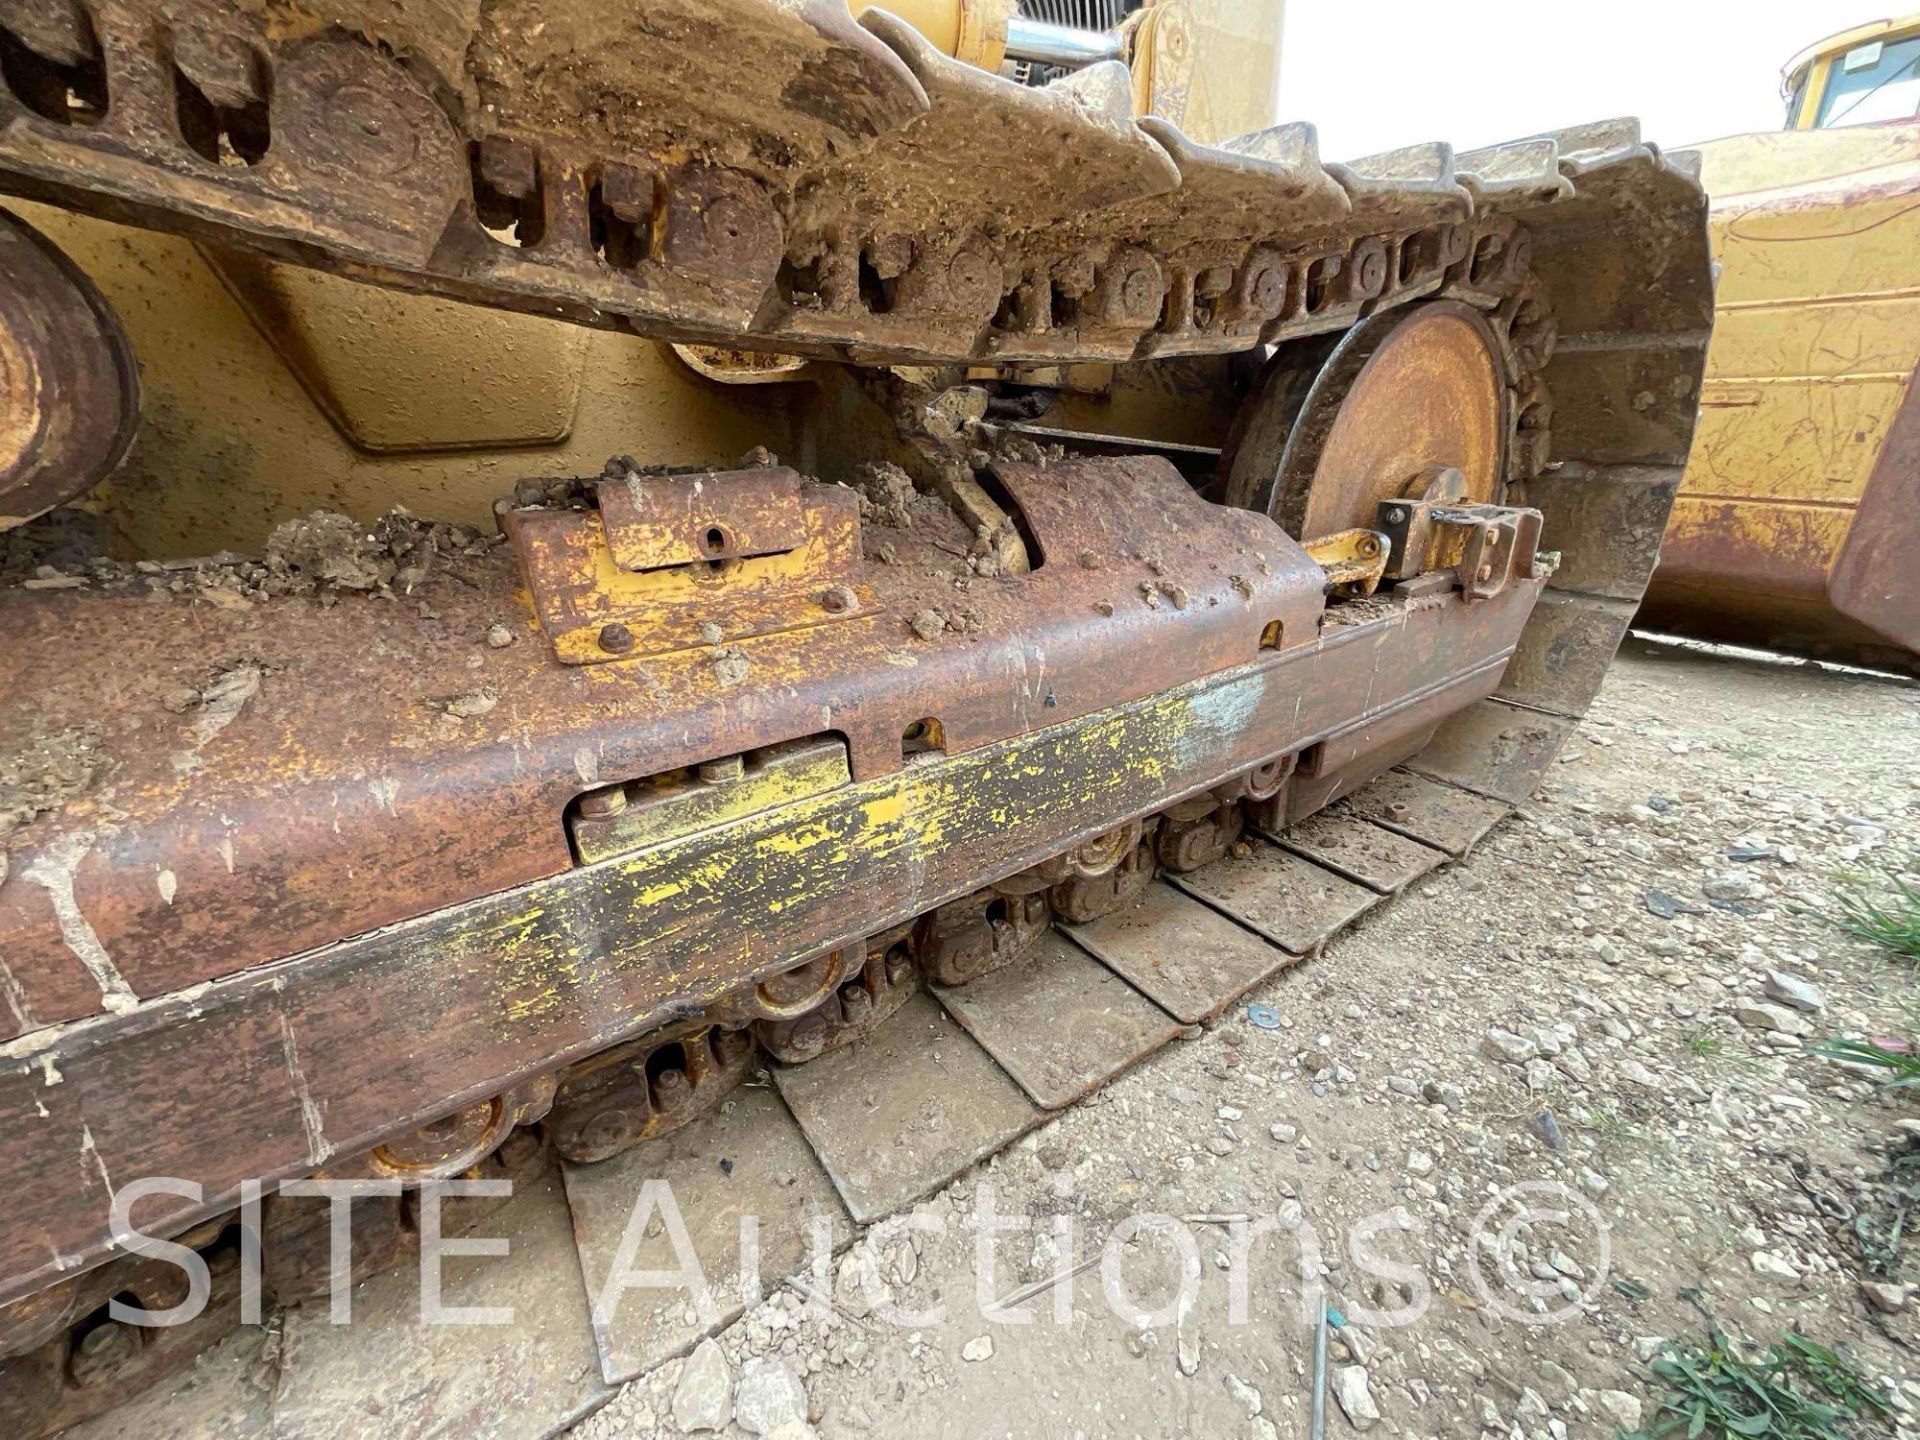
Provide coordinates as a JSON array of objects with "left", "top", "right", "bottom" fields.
[
  {"left": 548, "top": 1025, "right": 757, "bottom": 1165},
  {"left": 0, "top": 563, "right": 1548, "bottom": 1301},
  {"left": 930, "top": 931, "right": 1183, "bottom": 1109},
  {"left": 1066, "top": 879, "right": 1297, "bottom": 1025},
  {"left": 0, "top": 3, "right": 1717, "bottom": 1398},
  {"left": 503, "top": 467, "right": 874, "bottom": 665},
  {"left": 757, "top": 929, "right": 920, "bottom": 1065},
  {"left": 1272, "top": 300, "right": 1511, "bottom": 541},
  {"left": 0, "top": 207, "right": 138, "bottom": 527},
  {"left": 769, "top": 991, "right": 1042, "bottom": 1224},
  {"left": 1171, "top": 838, "right": 1382, "bottom": 954}
]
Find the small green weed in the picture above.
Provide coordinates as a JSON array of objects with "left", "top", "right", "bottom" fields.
[{"left": 1626, "top": 1327, "right": 1891, "bottom": 1439}]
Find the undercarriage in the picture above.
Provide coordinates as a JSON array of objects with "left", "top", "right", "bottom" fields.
[{"left": 0, "top": 0, "right": 1712, "bottom": 1431}]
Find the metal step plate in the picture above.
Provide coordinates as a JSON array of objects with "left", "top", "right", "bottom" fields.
[
  {"left": 1341, "top": 768, "right": 1511, "bottom": 857},
  {"left": 1064, "top": 880, "right": 1297, "bottom": 1024},
  {"left": 562, "top": 1081, "right": 851, "bottom": 1385},
  {"left": 930, "top": 931, "right": 1186, "bottom": 1110},
  {"left": 770, "top": 991, "right": 1043, "bottom": 1224},
  {"left": 1263, "top": 810, "right": 1447, "bottom": 894},
  {"left": 1170, "top": 840, "right": 1381, "bottom": 954},
  {"left": 270, "top": 1166, "right": 608, "bottom": 1440}
]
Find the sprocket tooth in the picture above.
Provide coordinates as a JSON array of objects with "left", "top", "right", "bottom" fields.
[
  {"left": 1455, "top": 138, "right": 1574, "bottom": 211},
  {"left": 1662, "top": 147, "right": 1706, "bottom": 182},
  {"left": 1150, "top": 119, "right": 1351, "bottom": 219},
  {"left": 1039, "top": 56, "right": 1144, "bottom": 127},
  {"left": 1328, "top": 141, "right": 1471, "bottom": 229}
]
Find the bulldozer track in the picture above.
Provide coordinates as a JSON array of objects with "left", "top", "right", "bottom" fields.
[
  {"left": 4, "top": 765, "right": 1514, "bottom": 1436},
  {"left": 0, "top": 2, "right": 1697, "bottom": 373},
  {"left": 0, "top": 3, "right": 1716, "bottom": 1430}
]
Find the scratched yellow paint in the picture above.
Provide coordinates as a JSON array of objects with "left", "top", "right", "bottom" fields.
[
  {"left": 489, "top": 658, "right": 1288, "bottom": 1036},
  {"left": 1668, "top": 118, "right": 1920, "bottom": 591}
]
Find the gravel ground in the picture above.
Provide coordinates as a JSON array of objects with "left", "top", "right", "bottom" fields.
[{"left": 574, "top": 635, "right": 1920, "bottom": 1440}]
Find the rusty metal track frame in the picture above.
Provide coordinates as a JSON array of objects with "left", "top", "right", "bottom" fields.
[{"left": 0, "top": 577, "right": 1539, "bottom": 1304}]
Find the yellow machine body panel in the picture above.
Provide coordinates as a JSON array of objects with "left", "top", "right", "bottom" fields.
[{"left": 1641, "top": 27, "right": 1920, "bottom": 670}]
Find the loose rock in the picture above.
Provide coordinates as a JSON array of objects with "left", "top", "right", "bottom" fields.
[
  {"left": 1331, "top": 1365, "right": 1380, "bottom": 1431},
  {"left": 733, "top": 1358, "right": 809, "bottom": 1436},
  {"left": 674, "top": 1339, "right": 733, "bottom": 1433}
]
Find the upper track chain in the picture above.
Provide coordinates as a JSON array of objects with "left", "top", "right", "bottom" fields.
[{"left": 0, "top": 1, "right": 1700, "bottom": 368}]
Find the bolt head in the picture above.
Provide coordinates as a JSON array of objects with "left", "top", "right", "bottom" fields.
[{"left": 597, "top": 622, "right": 635, "bottom": 654}]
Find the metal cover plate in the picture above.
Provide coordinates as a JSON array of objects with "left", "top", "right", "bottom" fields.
[
  {"left": 1170, "top": 840, "right": 1381, "bottom": 954},
  {"left": 562, "top": 1081, "right": 851, "bottom": 1384},
  {"left": 1340, "top": 768, "right": 1510, "bottom": 857},
  {"left": 1064, "top": 881, "right": 1296, "bottom": 1024},
  {"left": 1263, "top": 810, "right": 1447, "bottom": 894},
  {"left": 930, "top": 931, "right": 1185, "bottom": 1110},
  {"left": 271, "top": 1167, "right": 608, "bottom": 1440},
  {"left": 770, "top": 991, "right": 1042, "bottom": 1224}
]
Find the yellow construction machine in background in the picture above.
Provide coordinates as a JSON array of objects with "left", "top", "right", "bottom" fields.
[{"left": 1638, "top": 15, "right": 1920, "bottom": 672}]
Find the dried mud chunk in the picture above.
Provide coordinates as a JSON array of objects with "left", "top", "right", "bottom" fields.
[
  {"left": 711, "top": 646, "right": 751, "bottom": 687},
  {"left": 908, "top": 608, "right": 946, "bottom": 642},
  {"left": 852, "top": 462, "right": 918, "bottom": 530},
  {"left": 188, "top": 665, "right": 262, "bottom": 748},
  {"left": 265, "top": 512, "right": 391, "bottom": 591},
  {"left": 444, "top": 687, "right": 499, "bottom": 720},
  {"left": 0, "top": 728, "right": 104, "bottom": 841}
]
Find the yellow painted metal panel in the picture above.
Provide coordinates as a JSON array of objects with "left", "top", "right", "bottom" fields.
[
  {"left": 14, "top": 203, "right": 796, "bottom": 559},
  {"left": 1685, "top": 375, "right": 1909, "bottom": 504},
  {"left": 1665, "top": 123, "right": 1920, "bottom": 585},
  {"left": 1661, "top": 495, "right": 1855, "bottom": 597},
  {"left": 1705, "top": 295, "right": 1920, "bottom": 380}
]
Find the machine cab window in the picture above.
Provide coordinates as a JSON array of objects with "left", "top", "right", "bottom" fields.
[{"left": 1814, "top": 33, "right": 1920, "bottom": 128}]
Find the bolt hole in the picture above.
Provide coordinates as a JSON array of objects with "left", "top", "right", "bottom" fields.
[
  {"left": 643, "top": 1041, "right": 689, "bottom": 1088},
  {"left": 702, "top": 525, "right": 728, "bottom": 555},
  {"left": 1259, "top": 620, "right": 1285, "bottom": 651},
  {"left": 902, "top": 717, "right": 947, "bottom": 759}
]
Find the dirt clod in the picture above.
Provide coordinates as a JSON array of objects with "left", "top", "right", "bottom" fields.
[
  {"left": 0, "top": 728, "right": 105, "bottom": 843},
  {"left": 444, "top": 688, "right": 500, "bottom": 720},
  {"left": 852, "top": 462, "right": 919, "bottom": 530}
]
